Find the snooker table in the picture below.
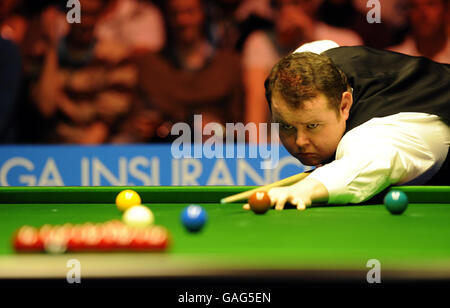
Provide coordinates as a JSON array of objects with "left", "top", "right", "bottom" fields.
[{"left": 0, "top": 185, "right": 449, "bottom": 289}]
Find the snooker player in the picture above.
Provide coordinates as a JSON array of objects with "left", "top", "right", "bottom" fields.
[{"left": 252, "top": 40, "right": 450, "bottom": 211}]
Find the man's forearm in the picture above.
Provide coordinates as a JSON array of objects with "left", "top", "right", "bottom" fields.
[{"left": 32, "top": 47, "right": 60, "bottom": 117}]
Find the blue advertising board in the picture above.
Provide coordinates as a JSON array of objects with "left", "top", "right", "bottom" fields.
[{"left": 0, "top": 144, "right": 310, "bottom": 186}]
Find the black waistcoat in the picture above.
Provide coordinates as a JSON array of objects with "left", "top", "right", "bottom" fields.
[{"left": 323, "top": 46, "right": 450, "bottom": 184}]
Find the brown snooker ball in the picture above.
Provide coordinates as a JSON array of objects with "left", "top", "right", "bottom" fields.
[{"left": 248, "top": 191, "right": 271, "bottom": 214}]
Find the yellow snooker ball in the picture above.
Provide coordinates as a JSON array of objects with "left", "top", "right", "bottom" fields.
[
  {"left": 122, "top": 205, "right": 154, "bottom": 228},
  {"left": 115, "top": 190, "right": 142, "bottom": 212}
]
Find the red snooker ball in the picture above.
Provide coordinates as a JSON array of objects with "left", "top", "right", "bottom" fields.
[
  {"left": 13, "top": 226, "right": 43, "bottom": 252},
  {"left": 248, "top": 191, "right": 271, "bottom": 214}
]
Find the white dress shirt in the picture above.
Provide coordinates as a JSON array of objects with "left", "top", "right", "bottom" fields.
[{"left": 294, "top": 41, "right": 450, "bottom": 204}]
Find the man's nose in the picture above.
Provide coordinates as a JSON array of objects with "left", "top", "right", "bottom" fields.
[{"left": 295, "top": 132, "right": 310, "bottom": 148}]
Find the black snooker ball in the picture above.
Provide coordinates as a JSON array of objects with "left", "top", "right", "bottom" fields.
[{"left": 384, "top": 190, "right": 408, "bottom": 215}]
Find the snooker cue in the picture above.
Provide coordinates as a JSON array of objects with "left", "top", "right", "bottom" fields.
[{"left": 220, "top": 171, "right": 311, "bottom": 204}]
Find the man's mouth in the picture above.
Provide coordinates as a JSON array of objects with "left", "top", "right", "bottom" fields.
[{"left": 297, "top": 152, "right": 315, "bottom": 158}]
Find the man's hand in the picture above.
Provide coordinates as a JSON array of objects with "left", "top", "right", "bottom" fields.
[
  {"left": 243, "top": 178, "right": 329, "bottom": 211},
  {"left": 268, "top": 185, "right": 311, "bottom": 210}
]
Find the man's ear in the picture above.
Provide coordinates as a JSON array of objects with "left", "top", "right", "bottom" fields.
[{"left": 340, "top": 91, "right": 353, "bottom": 120}]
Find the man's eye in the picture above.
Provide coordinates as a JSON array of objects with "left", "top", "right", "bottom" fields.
[
  {"left": 281, "top": 123, "right": 295, "bottom": 130},
  {"left": 306, "top": 124, "right": 319, "bottom": 129}
]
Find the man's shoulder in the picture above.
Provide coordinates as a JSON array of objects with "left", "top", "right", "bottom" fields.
[
  {"left": 323, "top": 45, "right": 423, "bottom": 66},
  {"left": 324, "top": 45, "right": 388, "bottom": 55},
  {"left": 325, "top": 45, "right": 450, "bottom": 70}
]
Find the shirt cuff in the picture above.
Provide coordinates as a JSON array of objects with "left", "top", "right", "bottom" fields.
[{"left": 307, "top": 161, "right": 357, "bottom": 204}]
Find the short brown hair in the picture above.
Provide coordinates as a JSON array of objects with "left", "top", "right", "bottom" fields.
[{"left": 264, "top": 52, "right": 349, "bottom": 113}]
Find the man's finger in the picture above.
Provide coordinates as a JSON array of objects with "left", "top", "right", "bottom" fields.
[
  {"left": 296, "top": 201, "right": 306, "bottom": 211},
  {"left": 243, "top": 203, "right": 250, "bottom": 210},
  {"left": 275, "top": 195, "right": 288, "bottom": 211},
  {"left": 291, "top": 197, "right": 306, "bottom": 211}
]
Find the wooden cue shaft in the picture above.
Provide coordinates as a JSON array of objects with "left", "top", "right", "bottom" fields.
[{"left": 220, "top": 171, "right": 311, "bottom": 204}]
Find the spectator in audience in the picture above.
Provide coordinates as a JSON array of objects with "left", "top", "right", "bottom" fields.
[
  {"left": 113, "top": 0, "right": 244, "bottom": 143},
  {"left": 95, "top": 0, "right": 166, "bottom": 56},
  {"left": 13, "top": 2, "right": 66, "bottom": 143},
  {"left": 389, "top": 0, "right": 450, "bottom": 63},
  {"left": 28, "top": 0, "right": 138, "bottom": 144},
  {"left": 18, "top": 2, "right": 66, "bottom": 78},
  {"left": 242, "top": 0, "right": 362, "bottom": 128},
  {"left": 317, "top": 0, "right": 403, "bottom": 48}
]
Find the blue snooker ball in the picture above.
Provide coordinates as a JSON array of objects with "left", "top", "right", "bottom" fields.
[
  {"left": 181, "top": 205, "right": 207, "bottom": 232},
  {"left": 384, "top": 190, "right": 408, "bottom": 215}
]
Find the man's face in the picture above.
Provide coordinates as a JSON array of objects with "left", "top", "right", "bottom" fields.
[
  {"left": 271, "top": 92, "right": 350, "bottom": 166},
  {"left": 168, "top": 0, "right": 205, "bottom": 45},
  {"left": 408, "top": 0, "right": 446, "bottom": 37}
]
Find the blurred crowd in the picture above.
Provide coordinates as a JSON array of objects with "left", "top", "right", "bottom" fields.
[{"left": 0, "top": 0, "right": 449, "bottom": 144}]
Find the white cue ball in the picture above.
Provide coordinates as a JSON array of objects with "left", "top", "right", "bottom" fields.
[{"left": 122, "top": 205, "right": 154, "bottom": 228}]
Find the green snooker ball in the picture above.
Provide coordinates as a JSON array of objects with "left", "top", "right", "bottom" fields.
[{"left": 384, "top": 190, "right": 408, "bottom": 215}]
